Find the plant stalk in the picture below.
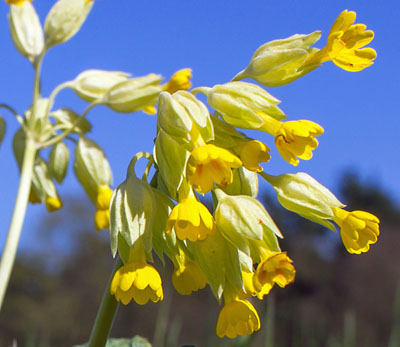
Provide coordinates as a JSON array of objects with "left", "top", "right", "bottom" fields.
[
  {"left": 88, "top": 256, "right": 123, "bottom": 347},
  {"left": 0, "top": 137, "right": 37, "bottom": 310}
]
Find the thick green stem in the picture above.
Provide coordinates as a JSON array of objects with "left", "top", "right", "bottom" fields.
[
  {"left": 0, "top": 137, "right": 37, "bottom": 310},
  {"left": 88, "top": 256, "right": 123, "bottom": 347}
]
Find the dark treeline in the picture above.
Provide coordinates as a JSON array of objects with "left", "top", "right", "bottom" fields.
[{"left": 0, "top": 172, "right": 399, "bottom": 347}]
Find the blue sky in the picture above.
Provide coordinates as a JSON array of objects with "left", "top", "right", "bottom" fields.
[{"left": 0, "top": 0, "right": 399, "bottom": 251}]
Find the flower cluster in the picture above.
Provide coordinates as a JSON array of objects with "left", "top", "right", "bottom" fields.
[{"left": 107, "top": 10, "right": 379, "bottom": 339}]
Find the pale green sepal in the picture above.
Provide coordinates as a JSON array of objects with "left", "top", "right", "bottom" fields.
[
  {"left": 12, "top": 127, "right": 26, "bottom": 169},
  {"left": 233, "top": 31, "right": 322, "bottom": 87},
  {"left": 50, "top": 108, "right": 92, "bottom": 134},
  {"left": 103, "top": 74, "right": 163, "bottom": 113},
  {"left": 8, "top": 1, "right": 44, "bottom": 62},
  {"left": 117, "top": 234, "right": 131, "bottom": 264},
  {"left": 74, "top": 136, "right": 112, "bottom": 203},
  {"left": 44, "top": 0, "right": 94, "bottom": 49},
  {"left": 49, "top": 141, "right": 69, "bottom": 184},
  {"left": 70, "top": 69, "right": 131, "bottom": 102},
  {"left": 205, "top": 81, "right": 286, "bottom": 130},
  {"left": 261, "top": 172, "right": 344, "bottom": 231},
  {"left": 238, "top": 250, "right": 253, "bottom": 273},
  {"left": 31, "top": 157, "right": 59, "bottom": 202},
  {"left": 223, "top": 167, "right": 258, "bottom": 198},
  {"left": 25, "top": 98, "right": 53, "bottom": 139},
  {"left": 154, "top": 129, "right": 190, "bottom": 200},
  {"left": 190, "top": 229, "right": 242, "bottom": 300},
  {"left": 0, "top": 116, "right": 5, "bottom": 146}
]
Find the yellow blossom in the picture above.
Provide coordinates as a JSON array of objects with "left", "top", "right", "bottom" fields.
[
  {"left": 110, "top": 241, "right": 163, "bottom": 305},
  {"left": 172, "top": 249, "right": 207, "bottom": 295},
  {"left": 187, "top": 144, "right": 242, "bottom": 194},
  {"left": 216, "top": 298, "right": 260, "bottom": 339},
  {"left": 45, "top": 196, "right": 63, "bottom": 212},
  {"left": 242, "top": 270, "right": 257, "bottom": 297},
  {"left": 5, "top": 0, "right": 31, "bottom": 5},
  {"left": 332, "top": 207, "right": 380, "bottom": 254},
  {"left": 235, "top": 139, "right": 270, "bottom": 172},
  {"left": 305, "top": 10, "right": 376, "bottom": 71},
  {"left": 94, "top": 184, "right": 113, "bottom": 231},
  {"left": 166, "top": 189, "right": 215, "bottom": 241},
  {"left": 253, "top": 252, "right": 295, "bottom": 299},
  {"left": 261, "top": 119, "right": 323, "bottom": 166},
  {"left": 162, "top": 68, "right": 192, "bottom": 94}
]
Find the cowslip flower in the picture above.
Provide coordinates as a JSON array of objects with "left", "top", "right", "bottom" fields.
[
  {"left": 166, "top": 188, "right": 215, "bottom": 241},
  {"left": 45, "top": 196, "right": 63, "bottom": 212},
  {"left": 332, "top": 207, "right": 380, "bottom": 254},
  {"left": 171, "top": 248, "right": 207, "bottom": 295},
  {"left": 162, "top": 68, "right": 192, "bottom": 94},
  {"left": 187, "top": 144, "right": 242, "bottom": 194},
  {"left": 253, "top": 252, "right": 295, "bottom": 299},
  {"left": 216, "top": 297, "right": 261, "bottom": 338},
  {"left": 261, "top": 117, "right": 323, "bottom": 166},
  {"left": 305, "top": 10, "right": 376, "bottom": 71},
  {"left": 110, "top": 240, "right": 163, "bottom": 305},
  {"left": 5, "top": 0, "right": 31, "bottom": 4},
  {"left": 234, "top": 139, "right": 270, "bottom": 172},
  {"left": 94, "top": 184, "right": 113, "bottom": 231}
]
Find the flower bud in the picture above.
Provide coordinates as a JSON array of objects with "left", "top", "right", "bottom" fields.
[
  {"left": 70, "top": 69, "right": 131, "bottom": 102},
  {"left": 44, "top": 0, "right": 94, "bottom": 48},
  {"left": 194, "top": 81, "right": 285, "bottom": 130},
  {"left": 102, "top": 74, "right": 163, "bottom": 113},
  {"left": 157, "top": 91, "right": 214, "bottom": 147},
  {"left": 233, "top": 31, "right": 322, "bottom": 87},
  {"left": 222, "top": 167, "right": 258, "bottom": 198},
  {"left": 49, "top": 141, "right": 69, "bottom": 184},
  {"left": 74, "top": 136, "right": 112, "bottom": 203},
  {"left": 8, "top": 0, "right": 44, "bottom": 61},
  {"left": 262, "top": 172, "right": 344, "bottom": 231},
  {"left": 50, "top": 108, "right": 92, "bottom": 134}
]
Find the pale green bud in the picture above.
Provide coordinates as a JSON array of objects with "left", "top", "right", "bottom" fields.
[
  {"left": 8, "top": 1, "right": 44, "bottom": 62},
  {"left": 49, "top": 141, "right": 69, "bottom": 184},
  {"left": 190, "top": 229, "right": 242, "bottom": 299},
  {"left": 157, "top": 91, "right": 214, "bottom": 147},
  {"left": 31, "top": 157, "right": 59, "bottom": 203},
  {"left": 50, "top": 108, "right": 92, "bottom": 134},
  {"left": 154, "top": 129, "right": 190, "bottom": 200},
  {"left": 0, "top": 116, "right": 5, "bottom": 146},
  {"left": 69, "top": 69, "right": 131, "bottom": 102},
  {"left": 233, "top": 31, "right": 322, "bottom": 87},
  {"left": 44, "top": 0, "right": 94, "bottom": 48},
  {"left": 214, "top": 189, "right": 281, "bottom": 259},
  {"left": 193, "top": 81, "right": 285, "bottom": 130},
  {"left": 74, "top": 136, "right": 112, "bottom": 203},
  {"left": 109, "top": 158, "right": 174, "bottom": 257},
  {"left": 261, "top": 172, "right": 345, "bottom": 231},
  {"left": 222, "top": 167, "right": 258, "bottom": 198},
  {"left": 102, "top": 74, "right": 163, "bottom": 113},
  {"left": 12, "top": 127, "right": 26, "bottom": 169}
]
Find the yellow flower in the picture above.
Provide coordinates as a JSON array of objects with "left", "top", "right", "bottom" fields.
[
  {"left": 166, "top": 189, "right": 215, "bottom": 241},
  {"left": 253, "top": 252, "right": 295, "bottom": 299},
  {"left": 172, "top": 250, "right": 207, "bottom": 295},
  {"left": 162, "top": 68, "right": 192, "bottom": 94},
  {"left": 187, "top": 144, "right": 242, "bottom": 194},
  {"left": 242, "top": 270, "right": 257, "bottom": 297},
  {"left": 94, "top": 184, "right": 113, "bottom": 231},
  {"left": 216, "top": 298, "right": 260, "bottom": 339},
  {"left": 332, "top": 207, "right": 380, "bottom": 254},
  {"left": 110, "top": 241, "right": 163, "bottom": 305},
  {"left": 306, "top": 10, "right": 376, "bottom": 71},
  {"left": 272, "top": 120, "right": 323, "bottom": 166},
  {"left": 5, "top": 0, "right": 31, "bottom": 5},
  {"left": 45, "top": 196, "right": 63, "bottom": 212},
  {"left": 235, "top": 139, "right": 270, "bottom": 172}
]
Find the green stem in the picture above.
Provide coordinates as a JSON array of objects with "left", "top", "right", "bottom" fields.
[
  {"left": 0, "top": 136, "right": 37, "bottom": 310},
  {"left": 88, "top": 256, "right": 123, "bottom": 347}
]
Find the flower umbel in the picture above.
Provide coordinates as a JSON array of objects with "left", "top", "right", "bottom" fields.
[
  {"left": 332, "top": 207, "right": 380, "bottom": 254},
  {"left": 216, "top": 298, "right": 261, "bottom": 339},
  {"left": 305, "top": 10, "right": 376, "bottom": 71},
  {"left": 253, "top": 252, "right": 295, "bottom": 299},
  {"left": 187, "top": 144, "right": 242, "bottom": 194}
]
